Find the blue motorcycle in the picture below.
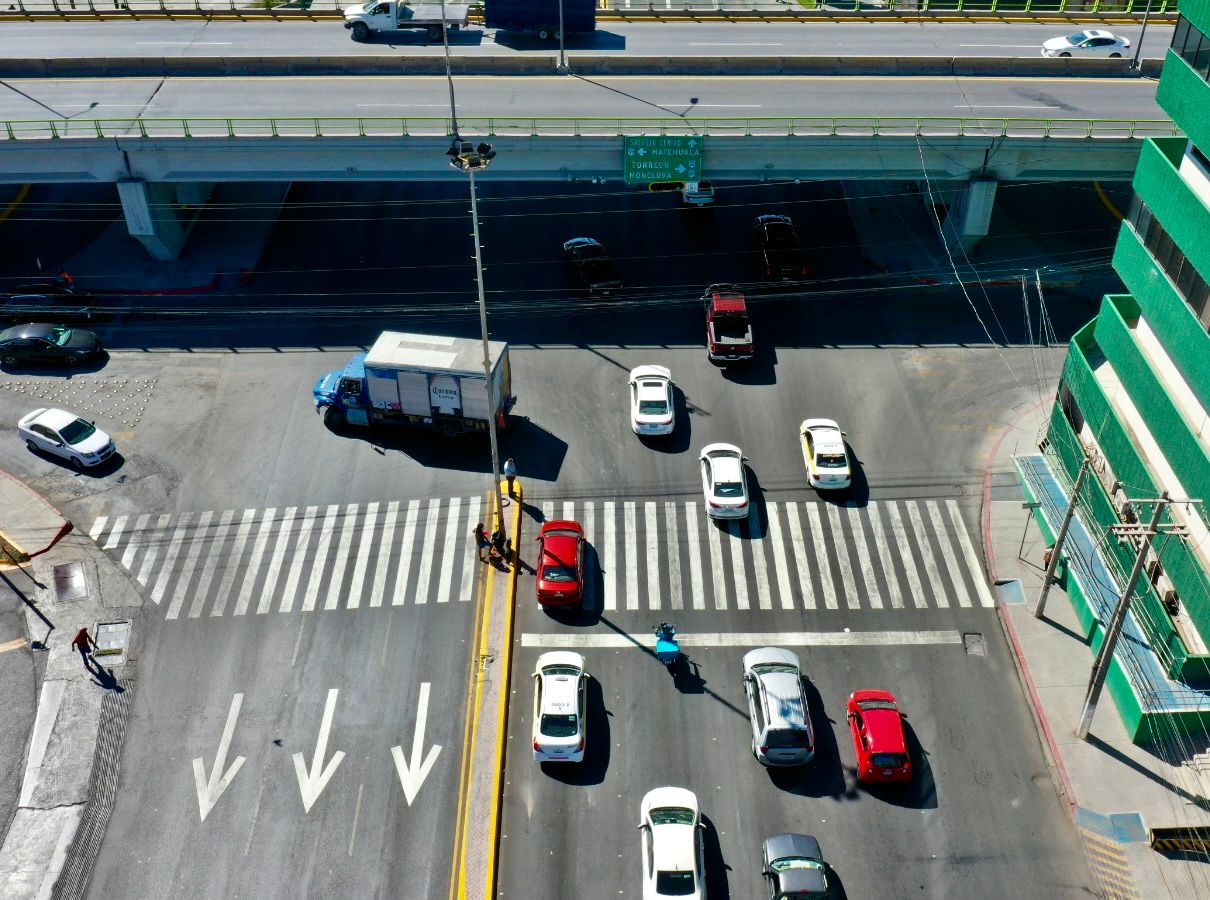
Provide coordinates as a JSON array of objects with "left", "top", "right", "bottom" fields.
[{"left": 653, "top": 622, "right": 681, "bottom": 668}]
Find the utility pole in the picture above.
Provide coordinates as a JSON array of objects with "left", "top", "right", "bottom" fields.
[
  {"left": 557, "top": 0, "right": 568, "bottom": 74},
  {"left": 1075, "top": 492, "right": 1197, "bottom": 740},
  {"left": 1035, "top": 457, "right": 1091, "bottom": 619},
  {"left": 1130, "top": 0, "right": 1154, "bottom": 72}
]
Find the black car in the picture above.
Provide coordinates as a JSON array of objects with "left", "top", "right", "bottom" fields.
[
  {"left": 1, "top": 283, "right": 95, "bottom": 326},
  {"left": 0, "top": 323, "right": 102, "bottom": 366},
  {"left": 752, "top": 214, "right": 807, "bottom": 281},
  {"left": 562, "top": 237, "right": 623, "bottom": 296}
]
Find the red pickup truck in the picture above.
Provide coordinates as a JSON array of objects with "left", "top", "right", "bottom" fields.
[{"left": 703, "top": 283, "right": 754, "bottom": 364}]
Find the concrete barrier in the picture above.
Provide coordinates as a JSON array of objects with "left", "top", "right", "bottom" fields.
[{"left": 954, "top": 56, "right": 1012, "bottom": 77}]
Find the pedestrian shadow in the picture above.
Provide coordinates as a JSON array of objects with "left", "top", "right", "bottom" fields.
[{"left": 88, "top": 662, "right": 125, "bottom": 693}]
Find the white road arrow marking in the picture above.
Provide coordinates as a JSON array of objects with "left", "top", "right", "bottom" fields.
[
  {"left": 292, "top": 688, "right": 346, "bottom": 813},
  {"left": 390, "top": 682, "right": 443, "bottom": 807},
  {"left": 192, "top": 693, "right": 246, "bottom": 823}
]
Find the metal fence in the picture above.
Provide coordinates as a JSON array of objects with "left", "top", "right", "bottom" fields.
[
  {"left": 0, "top": 0, "right": 1180, "bottom": 15},
  {"left": 0, "top": 115, "right": 1180, "bottom": 140}
]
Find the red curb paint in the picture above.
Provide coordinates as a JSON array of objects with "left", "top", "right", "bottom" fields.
[{"left": 998, "top": 603, "right": 1079, "bottom": 818}]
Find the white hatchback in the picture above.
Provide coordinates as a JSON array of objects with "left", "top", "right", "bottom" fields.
[
  {"left": 532, "top": 651, "right": 588, "bottom": 763},
  {"left": 639, "top": 787, "right": 706, "bottom": 900},
  {"left": 799, "top": 418, "right": 851, "bottom": 490},
  {"left": 18, "top": 407, "right": 116, "bottom": 469},
  {"left": 699, "top": 442, "right": 749, "bottom": 519},
  {"left": 629, "top": 365, "right": 675, "bottom": 436}
]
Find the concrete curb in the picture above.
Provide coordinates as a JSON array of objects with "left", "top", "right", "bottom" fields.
[
  {"left": 0, "top": 471, "right": 70, "bottom": 559},
  {"left": 0, "top": 54, "right": 1165, "bottom": 78}
]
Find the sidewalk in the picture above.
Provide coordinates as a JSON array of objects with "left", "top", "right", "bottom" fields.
[
  {"left": 984, "top": 403, "right": 1210, "bottom": 900},
  {"left": 0, "top": 469, "right": 143, "bottom": 900}
]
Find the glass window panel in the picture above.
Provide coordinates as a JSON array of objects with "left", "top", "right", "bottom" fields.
[{"left": 1173, "top": 17, "right": 1189, "bottom": 55}]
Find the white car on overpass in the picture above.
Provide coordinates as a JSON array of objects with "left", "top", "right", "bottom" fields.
[{"left": 1041, "top": 29, "right": 1130, "bottom": 58}]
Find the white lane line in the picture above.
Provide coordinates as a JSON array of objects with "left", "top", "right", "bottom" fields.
[
  {"left": 706, "top": 514, "right": 727, "bottom": 610},
  {"left": 434, "top": 497, "right": 460, "bottom": 604},
  {"left": 279, "top": 506, "right": 317, "bottom": 614},
  {"left": 119, "top": 512, "right": 152, "bottom": 571},
  {"left": 664, "top": 502, "right": 683, "bottom": 611},
  {"left": 456, "top": 497, "right": 479, "bottom": 604},
  {"left": 346, "top": 502, "right": 379, "bottom": 610},
  {"left": 687, "top": 43, "right": 785, "bottom": 47},
  {"left": 683, "top": 502, "right": 705, "bottom": 611},
  {"left": 785, "top": 504, "right": 815, "bottom": 610},
  {"left": 234, "top": 509, "right": 276, "bottom": 617},
  {"left": 944, "top": 499, "right": 996, "bottom": 608},
  {"left": 211, "top": 510, "right": 255, "bottom": 616},
  {"left": 354, "top": 103, "right": 450, "bottom": 107},
  {"left": 370, "top": 501, "right": 399, "bottom": 609},
  {"left": 392, "top": 500, "right": 420, "bottom": 606},
  {"left": 542, "top": 501, "right": 554, "bottom": 521},
  {"left": 624, "top": 501, "right": 638, "bottom": 611},
  {"left": 411, "top": 500, "right": 440, "bottom": 605},
  {"left": 135, "top": 514, "right": 171, "bottom": 587},
  {"left": 846, "top": 505, "right": 882, "bottom": 610},
  {"left": 149, "top": 512, "right": 193, "bottom": 607},
  {"left": 136, "top": 41, "right": 234, "bottom": 45},
  {"left": 957, "top": 104, "right": 1061, "bottom": 109},
  {"left": 257, "top": 506, "right": 297, "bottom": 615},
  {"left": 88, "top": 517, "right": 108, "bottom": 541},
  {"left": 958, "top": 44, "right": 1048, "bottom": 48},
  {"left": 726, "top": 519, "right": 751, "bottom": 611},
  {"left": 886, "top": 503, "right": 928, "bottom": 610},
  {"left": 521, "top": 630, "right": 965, "bottom": 649},
  {"left": 101, "top": 515, "right": 128, "bottom": 551},
  {"left": 166, "top": 510, "right": 212, "bottom": 621},
  {"left": 301, "top": 505, "right": 339, "bottom": 614},
  {"left": 825, "top": 504, "right": 861, "bottom": 610},
  {"left": 645, "top": 502, "right": 661, "bottom": 611},
  {"left": 580, "top": 501, "right": 595, "bottom": 612},
  {"left": 323, "top": 504, "right": 359, "bottom": 611},
  {"left": 748, "top": 504, "right": 772, "bottom": 611},
  {"left": 602, "top": 500, "right": 617, "bottom": 611},
  {"left": 190, "top": 510, "right": 233, "bottom": 619},
  {"left": 805, "top": 504, "right": 838, "bottom": 610},
  {"left": 766, "top": 503, "right": 794, "bottom": 611},
  {"left": 561, "top": 500, "right": 574, "bottom": 522},
  {"left": 927, "top": 499, "right": 971, "bottom": 608},
  {"left": 866, "top": 503, "right": 905, "bottom": 609},
  {"left": 908, "top": 500, "right": 947, "bottom": 608},
  {"left": 666, "top": 103, "right": 765, "bottom": 107}
]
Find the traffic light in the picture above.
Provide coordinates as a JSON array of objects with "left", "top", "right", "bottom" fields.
[{"left": 447, "top": 140, "right": 496, "bottom": 171}]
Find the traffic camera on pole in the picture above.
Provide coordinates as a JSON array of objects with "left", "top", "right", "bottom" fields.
[{"left": 447, "top": 140, "right": 497, "bottom": 171}]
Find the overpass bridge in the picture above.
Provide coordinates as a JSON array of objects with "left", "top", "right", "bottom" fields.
[{"left": 0, "top": 114, "right": 1177, "bottom": 258}]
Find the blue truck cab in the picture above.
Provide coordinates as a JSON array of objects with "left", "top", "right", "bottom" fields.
[{"left": 313, "top": 352, "right": 371, "bottom": 428}]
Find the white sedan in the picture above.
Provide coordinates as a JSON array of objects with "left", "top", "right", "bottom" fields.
[
  {"left": 1041, "top": 30, "right": 1130, "bottom": 58},
  {"left": 18, "top": 407, "right": 116, "bottom": 469},
  {"left": 629, "top": 365, "right": 675, "bottom": 436},
  {"left": 700, "top": 442, "right": 749, "bottom": 519},
  {"left": 531, "top": 651, "right": 588, "bottom": 763},
  {"left": 799, "top": 419, "right": 852, "bottom": 490},
  {"left": 639, "top": 787, "right": 705, "bottom": 900}
]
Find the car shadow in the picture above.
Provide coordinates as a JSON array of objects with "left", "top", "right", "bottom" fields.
[
  {"left": 24, "top": 446, "right": 124, "bottom": 478},
  {"left": 733, "top": 468, "right": 767, "bottom": 542},
  {"left": 700, "top": 814, "right": 732, "bottom": 900},
  {"left": 767, "top": 679, "right": 857, "bottom": 801},
  {"left": 540, "top": 675, "right": 610, "bottom": 787},
  {"left": 0, "top": 352, "right": 109, "bottom": 375},
  {"left": 815, "top": 452, "right": 870, "bottom": 509},
  {"left": 718, "top": 324, "right": 777, "bottom": 386},
  {"left": 867, "top": 719, "right": 938, "bottom": 810}
]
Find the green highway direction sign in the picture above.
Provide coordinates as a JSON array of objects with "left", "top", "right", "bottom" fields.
[{"left": 623, "top": 135, "right": 704, "bottom": 185}]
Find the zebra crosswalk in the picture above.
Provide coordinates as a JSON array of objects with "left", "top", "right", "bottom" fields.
[
  {"left": 546, "top": 496, "right": 993, "bottom": 613},
  {"left": 86, "top": 494, "right": 994, "bottom": 624},
  {"left": 88, "top": 497, "right": 484, "bottom": 622}
]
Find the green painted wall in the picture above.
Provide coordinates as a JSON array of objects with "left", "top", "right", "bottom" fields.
[
  {"left": 1112, "top": 225, "right": 1210, "bottom": 407},
  {"left": 1134, "top": 138, "right": 1210, "bottom": 285},
  {"left": 1156, "top": 51, "right": 1210, "bottom": 156}
]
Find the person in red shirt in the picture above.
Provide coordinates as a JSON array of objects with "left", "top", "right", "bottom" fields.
[{"left": 71, "top": 627, "right": 98, "bottom": 669}]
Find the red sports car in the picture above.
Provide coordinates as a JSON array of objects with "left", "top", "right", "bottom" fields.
[
  {"left": 535, "top": 520, "right": 585, "bottom": 608},
  {"left": 847, "top": 689, "right": 912, "bottom": 785}
]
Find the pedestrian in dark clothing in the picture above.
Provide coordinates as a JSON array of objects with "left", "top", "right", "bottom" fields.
[
  {"left": 503, "top": 457, "right": 517, "bottom": 498},
  {"left": 491, "top": 526, "right": 507, "bottom": 563},
  {"left": 71, "top": 627, "right": 98, "bottom": 669},
  {"left": 474, "top": 522, "right": 492, "bottom": 563}
]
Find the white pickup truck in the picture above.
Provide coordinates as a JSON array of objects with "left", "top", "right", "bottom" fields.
[{"left": 343, "top": 1, "right": 470, "bottom": 42}]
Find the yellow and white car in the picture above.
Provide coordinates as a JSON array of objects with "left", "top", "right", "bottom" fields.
[{"left": 799, "top": 418, "right": 851, "bottom": 490}]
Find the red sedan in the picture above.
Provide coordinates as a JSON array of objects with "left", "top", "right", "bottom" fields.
[
  {"left": 535, "top": 520, "right": 585, "bottom": 608},
  {"left": 847, "top": 689, "right": 912, "bottom": 785}
]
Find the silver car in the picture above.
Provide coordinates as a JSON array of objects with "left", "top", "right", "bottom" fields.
[
  {"left": 742, "top": 647, "right": 814, "bottom": 766},
  {"left": 18, "top": 407, "right": 116, "bottom": 470}
]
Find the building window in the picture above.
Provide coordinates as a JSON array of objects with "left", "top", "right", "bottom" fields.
[
  {"left": 1172, "top": 15, "right": 1210, "bottom": 84},
  {"left": 1058, "top": 380, "right": 1085, "bottom": 433},
  {"left": 1125, "top": 193, "right": 1210, "bottom": 336}
]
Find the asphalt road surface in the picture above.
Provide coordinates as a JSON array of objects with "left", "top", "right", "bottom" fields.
[
  {"left": 0, "top": 178, "right": 1118, "bottom": 897},
  {"left": 0, "top": 20, "right": 1175, "bottom": 59},
  {"left": 0, "top": 74, "right": 1164, "bottom": 122}
]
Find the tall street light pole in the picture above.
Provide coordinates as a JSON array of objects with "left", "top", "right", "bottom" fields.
[
  {"left": 557, "top": 0, "right": 568, "bottom": 74},
  {"left": 1130, "top": 0, "right": 1154, "bottom": 71}
]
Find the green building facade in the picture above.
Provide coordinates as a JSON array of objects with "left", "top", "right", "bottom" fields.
[{"left": 1039, "top": 0, "right": 1210, "bottom": 742}]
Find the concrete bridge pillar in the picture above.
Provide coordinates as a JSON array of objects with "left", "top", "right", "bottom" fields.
[
  {"left": 942, "top": 176, "right": 998, "bottom": 254},
  {"left": 116, "top": 179, "right": 213, "bottom": 261}
]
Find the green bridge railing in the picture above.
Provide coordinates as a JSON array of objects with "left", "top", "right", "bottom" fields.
[{"left": 0, "top": 115, "right": 1181, "bottom": 140}]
